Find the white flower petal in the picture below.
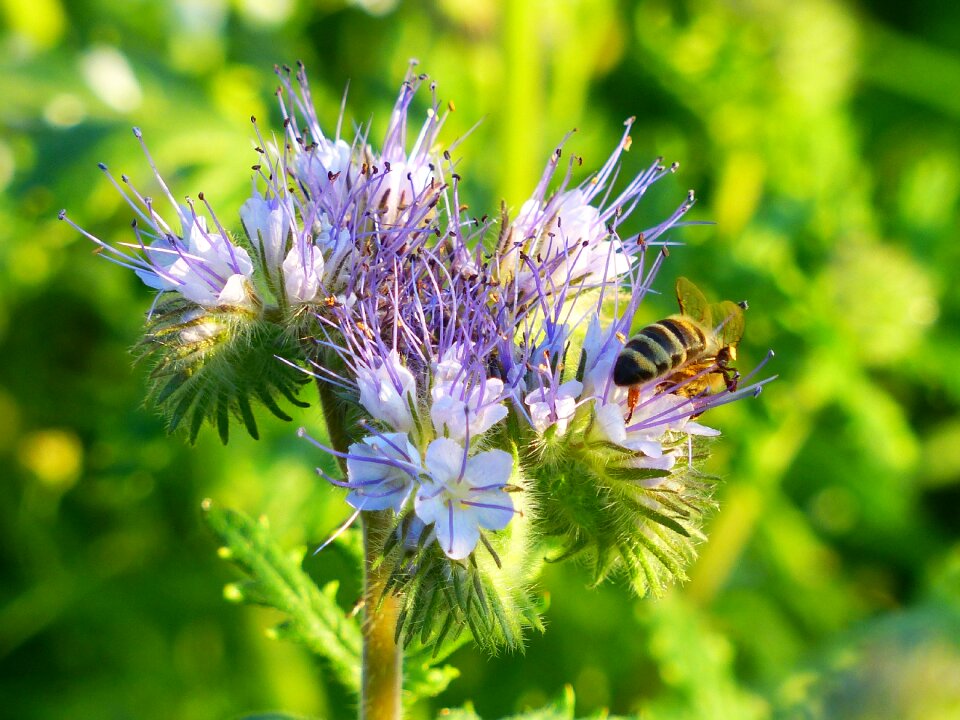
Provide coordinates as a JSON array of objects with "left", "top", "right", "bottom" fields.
[
  {"left": 282, "top": 243, "right": 325, "bottom": 303},
  {"left": 631, "top": 454, "right": 677, "bottom": 471},
  {"left": 594, "top": 402, "right": 627, "bottom": 444},
  {"left": 356, "top": 350, "right": 416, "bottom": 432},
  {"left": 424, "top": 437, "right": 466, "bottom": 484},
  {"left": 217, "top": 273, "right": 253, "bottom": 307},
  {"left": 686, "top": 421, "right": 721, "bottom": 437},
  {"left": 345, "top": 434, "right": 418, "bottom": 512},
  {"left": 433, "top": 503, "right": 481, "bottom": 560},
  {"left": 465, "top": 448, "right": 513, "bottom": 488},
  {"left": 240, "top": 194, "right": 290, "bottom": 273}
]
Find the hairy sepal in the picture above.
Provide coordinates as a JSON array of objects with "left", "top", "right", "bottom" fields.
[
  {"left": 531, "top": 409, "right": 717, "bottom": 597},
  {"left": 383, "top": 443, "right": 544, "bottom": 655},
  {"left": 137, "top": 297, "right": 309, "bottom": 444}
]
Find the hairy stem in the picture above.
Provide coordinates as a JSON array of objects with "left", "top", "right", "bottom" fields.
[
  {"left": 316, "top": 376, "right": 353, "bottom": 474},
  {"left": 361, "top": 510, "right": 403, "bottom": 720},
  {"left": 316, "top": 377, "right": 402, "bottom": 719}
]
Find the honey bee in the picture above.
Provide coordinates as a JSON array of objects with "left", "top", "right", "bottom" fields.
[{"left": 613, "top": 277, "right": 746, "bottom": 420}]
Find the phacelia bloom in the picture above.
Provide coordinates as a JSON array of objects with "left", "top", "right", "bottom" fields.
[
  {"left": 430, "top": 345, "right": 509, "bottom": 441},
  {"left": 65, "top": 61, "right": 773, "bottom": 648},
  {"left": 356, "top": 350, "right": 418, "bottom": 434}
]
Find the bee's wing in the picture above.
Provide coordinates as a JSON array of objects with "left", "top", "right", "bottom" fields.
[
  {"left": 711, "top": 300, "right": 745, "bottom": 346},
  {"left": 675, "top": 276, "right": 711, "bottom": 324}
]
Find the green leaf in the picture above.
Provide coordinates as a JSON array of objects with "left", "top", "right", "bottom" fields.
[
  {"left": 404, "top": 660, "right": 461, "bottom": 704},
  {"left": 635, "top": 597, "right": 768, "bottom": 720},
  {"left": 502, "top": 685, "right": 576, "bottom": 720},
  {"left": 202, "top": 502, "right": 362, "bottom": 693},
  {"left": 438, "top": 686, "right": 578, "bottom": 720}
]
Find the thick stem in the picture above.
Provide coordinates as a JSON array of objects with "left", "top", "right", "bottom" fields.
[
  {"left": 361, "top": 510, "right": 403, "bottom": 720},
  {"left": 315, "top": 377, "right": 403, "bottom": 719}
]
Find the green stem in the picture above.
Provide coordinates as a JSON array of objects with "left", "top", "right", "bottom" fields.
[
  {"left": 315, "top": 377, "right": 353, "bottom": 475},
  {"left": 316, "top": 377, "right": 403, "bottom": 720},
  {"left": 361, "top": 510, "right": 403, "bottom": 720}
]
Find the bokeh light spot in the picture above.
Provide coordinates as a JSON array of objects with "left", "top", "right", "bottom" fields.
[
  {"left": 1, "top": 0, "right": 65, "bottom": 50},
  {"left": 43, "top": 93, "right": 86, "bottom": 128},
  {"left": 573, "top": 665, "right": 610, "bottom": 710},
  {"left": 237, "top": 0, "right": 293, "bottom": 25},
  {"left": 10, "top": 242, "right": 51, "bottom": 287},
  {"left": 17, "top": 428, "right": 83, "bottom": 489},
  {"left": 81, "top": 46, "right": 143, "bottom": 113},
  {"left": 346, "top": 0, "right": 400, "bottom": 17},
  {"left": 810, "top": 485, "right": 859, "bottom": 535}
]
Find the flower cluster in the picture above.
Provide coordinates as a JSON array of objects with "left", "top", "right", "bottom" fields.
[{"left": 62, "top": 61, "right": 772, "bottom": 647}]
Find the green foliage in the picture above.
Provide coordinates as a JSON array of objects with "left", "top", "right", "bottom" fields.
[
  {"left": 635, "top": 598, "right": 768, "bottom": 720},
  {"left": 497, "top": 687, "right": 577, "bottom": 720},
  {"left": 139, "top": 299, "right": 309, "bottom": 443},
  {"left": 202, "top": 501, "right": 363, "bottom": 693},
  {"left": 442, "top": 686, "right": 577, "bottom": 720},
  {"left": 203, "top": 502, "right": 464, "bottom": 707}
]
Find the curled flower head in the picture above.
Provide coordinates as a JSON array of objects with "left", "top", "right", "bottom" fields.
[
  {"left": 239, "top": 191, "right": 290, "bottom": 280},
  {"left": 61, "top": 131, "right": 257, "bottom": 312}
]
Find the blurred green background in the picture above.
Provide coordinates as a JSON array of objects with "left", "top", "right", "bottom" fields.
[{"left": 2, "top": 0, "right": 960, "bottom": 718}]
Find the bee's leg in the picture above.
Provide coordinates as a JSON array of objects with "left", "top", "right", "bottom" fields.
[
  {"left": 716, "top": 346, "right": 740, "bottom": 392},
  {"left": 625, "top": 386, "right": 641, "bottom": 423},
  {"left": 723, "top": 368, "right": 740, "bottom": 392}
]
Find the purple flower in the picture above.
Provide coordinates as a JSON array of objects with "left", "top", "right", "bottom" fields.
[
  {"left": 66, "top": 61, "right": 774, "bottom": 575},
  {"left": 430, "top": 346, "right": 508, "bottom": 441},
  {"left": 414, "top": 438, "right": 515, "bottom": 560},
  {"left": 60, "top": 130, "right": 257, "bottom": 311},
  {"left": 344, "top": 433, "right": 421, "bottom": 512},
  {"left": 524, "top": 380, "right": 582, "bottom": 436},
  {"left": 356, "top": 350, "right": 417, "bottom": 433},
  {"left": 239, "top": 191, "right": 290, "bottom": 279}
]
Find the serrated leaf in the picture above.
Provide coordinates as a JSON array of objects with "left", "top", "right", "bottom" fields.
[
  {"left": 202, "top": 502, "right": 361, "bottom": 693},
  {"left": 502, "top": 686, "right": 576, "bottom": 720},
  {"left": 404, "top": 661, "right": 460, "bottom": 704}
]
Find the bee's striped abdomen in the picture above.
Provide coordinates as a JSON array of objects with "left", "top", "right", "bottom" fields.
[{"left": 612, "top": 316, "right": 707, "bottom": 387}]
